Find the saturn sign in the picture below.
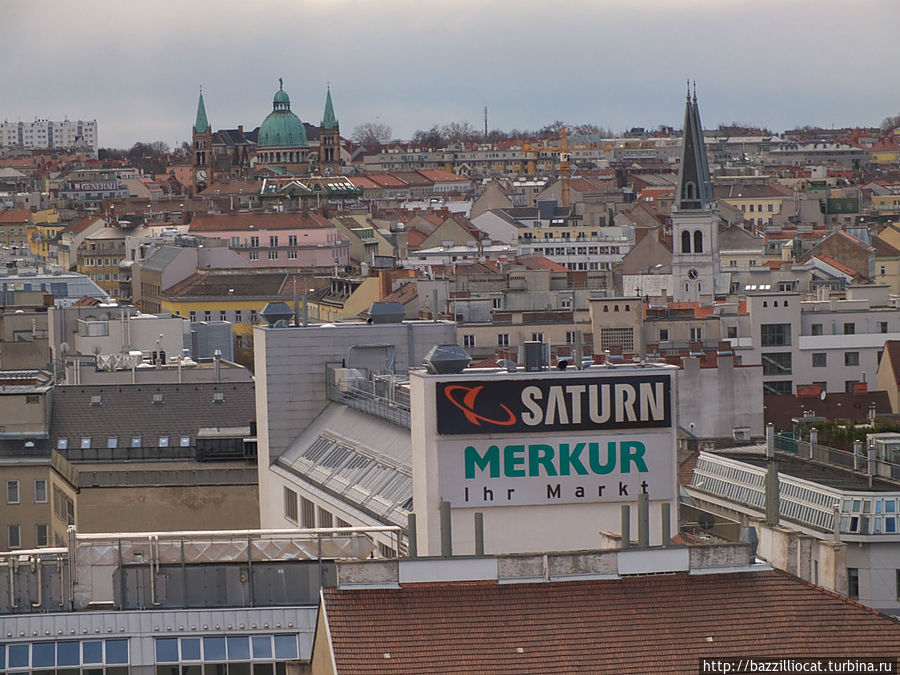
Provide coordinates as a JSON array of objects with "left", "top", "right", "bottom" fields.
[{"left": 432, "top": 371, "right": 676, "bottom": 507}]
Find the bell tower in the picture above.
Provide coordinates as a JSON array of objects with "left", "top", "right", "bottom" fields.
[
  {"left": 318, "top": 85, "right": 341, "bottom": 175},
  {"left": 192, "top": 88, "right": 213, "bottom": 192},
  {"left": 671, "top": 82, "right": 719, "bottom": 303}
]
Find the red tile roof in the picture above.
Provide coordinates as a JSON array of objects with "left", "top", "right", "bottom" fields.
[
  {"left": 0, "top": 208, "right": 31, "bottom": 223},
  {"left": 812, "top": 254, "right": 858, "bottom": 278},
  {"left": 322, "top": 570, "right": 900, "bottom": 674},
  {"left": 189, "top": 212, "right": 332, "bottom": 232},
  {"left": 417, "top": 168, "right": 470, "bottom": 183},
  {"left": 65, "top": 216, "right": 104, "bottom": 235},
  {"left": 516, "top": 255, "right": 569, "bottom": 272}
]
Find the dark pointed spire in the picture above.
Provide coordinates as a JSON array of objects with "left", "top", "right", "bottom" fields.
[
  {"left": 675, "top": 84, "right": 714, "bottom": 211},
  {"left": 322, "top": 85, "right": 338, "bottom": 130},
  {"left": 193, "top": 88, "right": 210, "bottom": 134}
]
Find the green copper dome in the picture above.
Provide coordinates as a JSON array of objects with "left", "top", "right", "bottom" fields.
[{"left": 258, "top": 78, "right": 308, "bottom": 148}]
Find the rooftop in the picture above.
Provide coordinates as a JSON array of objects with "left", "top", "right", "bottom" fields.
[{"left": 321, "top": 566, "right": 900, "bottom": 674}]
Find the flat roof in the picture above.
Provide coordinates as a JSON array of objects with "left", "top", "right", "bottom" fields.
[{"left": 718, "top": 448, "right": 900, "bottom": 493}]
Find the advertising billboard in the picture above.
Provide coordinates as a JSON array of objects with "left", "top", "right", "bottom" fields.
[{"left": 434, "top": 372, "right": 675, "bottom": 507}]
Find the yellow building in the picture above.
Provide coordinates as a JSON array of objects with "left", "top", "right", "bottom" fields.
[
  {"left": 28, "top": 209, "right": 63, "bottom": 259},
  {"left": 874, "top": 225, "right": 900, "bottom": 295},
  {"left": 0, "top": 208, "right": 31, "bottom": 252},
  {"left": 159, "top": 270, "right": 326, "bottom": 349},
  {"left": 714, "top": 184, "right": 794, "bottom": 227}
]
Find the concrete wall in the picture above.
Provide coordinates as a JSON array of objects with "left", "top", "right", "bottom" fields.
[
  {"left": 76, "top": 484, "right": 259, "bottom": 533},
  {"left": 254, "top": 321, "right": 457, "bottom": 528},
  {"left": 678, "top": 356, "right": 764, "bottom": 438}
]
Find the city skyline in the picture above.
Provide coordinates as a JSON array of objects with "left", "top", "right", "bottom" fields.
[{"left": 3, "top": 0, "right": 900, "bottom": 148}]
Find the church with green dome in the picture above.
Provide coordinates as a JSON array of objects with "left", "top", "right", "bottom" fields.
[{"left": 190, "top": 78, "right": 342, "bottom": 192}]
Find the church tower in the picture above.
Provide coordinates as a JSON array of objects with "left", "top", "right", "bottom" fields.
[
  {"left": 192, "top": 89, "right": 213, "bottom": 192},
  {"left": 318, "top": 85, "right": 341, "bottom": 174},
  {"left": 671, "top": 84, "right": 719, "bottom": 303}
]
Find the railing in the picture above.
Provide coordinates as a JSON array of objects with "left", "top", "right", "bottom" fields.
[
  {"left": 0, "top": 525, "right": 402, "bottom": 614},
  {"left": 325, "top": 369, "right": 411, "bottom": 428}
]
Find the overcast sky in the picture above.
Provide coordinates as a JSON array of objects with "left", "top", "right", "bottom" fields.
[{"left": 3, "top": 0, "right": 899, "bottom": 149}]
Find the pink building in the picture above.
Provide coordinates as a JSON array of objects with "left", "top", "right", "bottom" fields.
[{"left": 188, "top": 211, "right": 349, "bottom": 268}]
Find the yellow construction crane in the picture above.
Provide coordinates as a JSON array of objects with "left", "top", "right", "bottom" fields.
[{"left": 522, "top": 125, "right": 571, "bottom": 207}]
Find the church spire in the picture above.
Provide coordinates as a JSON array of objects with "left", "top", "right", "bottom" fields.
[
  {"left": 322, "top": 85, "right": 338, "bottom": 130},
  {"left": 675, "top": 82, "right": 714, "bottom": 211},
  {"left": 194, "top": 88, "right": 210, "bottom": 134}
]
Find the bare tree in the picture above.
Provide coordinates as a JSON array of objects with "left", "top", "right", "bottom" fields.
[
  {"left": 442, "top": 121, "right": 478, "bottom": 144},
  {"left": 352, "top": 122, "right": 392, "bottom": 146},
  {"left": 881, "top": 115, "right": 900, "bottom": 132},
  {"left": 412, "top": 125, "right": 446, "bottom": 149}
]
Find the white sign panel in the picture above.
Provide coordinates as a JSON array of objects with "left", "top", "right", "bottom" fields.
[{"left": 437, "top": 430, "right": 674, "bottom": 507}]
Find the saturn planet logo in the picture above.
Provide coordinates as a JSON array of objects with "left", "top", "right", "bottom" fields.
[{"left": 443, "top": 384, "right": 516, "bottom": 427}]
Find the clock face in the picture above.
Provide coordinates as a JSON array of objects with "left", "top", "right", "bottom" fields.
[
  {"left": 688, "top": 268, "right": 699, "bottom": 280},
  {"left": 196, "top": 169, "right": 207, "bottom": 183}
]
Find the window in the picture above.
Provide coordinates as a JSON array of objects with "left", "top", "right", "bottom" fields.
[
  {"left": 57, "top": 438, "right": 68, "bottom": 450},
  {"left": 131, "top": 437, "right": 141, "bottom": 448},
  {"left": 288, "top": 235, "right": 298, "bottom": 246},
  {"left": 497, "top": 333, "right": 509, "bottom": 347},
  {"left": 284, "top": 487, "right": 298, "bottom": 522},
  {"left": 765, "top": 381, "right": 792, "bottom": 395},
  {"left": 492, "top": 297, "right": 502, "bottom": 309},
  {"left": 727, "top": 326, "right": 738, "bottom": 339},
  {"left": 36, "top": 523, "right": 49, "bottom": 547},
  {"left": 601, "top": 327, "right": 635, "bottom": 352},
  {"left": 268, "top": 250, "right": 279, "bottom": 260},
  {"left": 880, "top": 321, "right": 889, "bottom": 334},
  {"left": 845, "top": 352, "right": 859, "bottom": 366},
  {"left": 659, "top": 329, "right": 669, "bottom": 341},
  {"left": 762, "top": 352, "right": 792, "bottom": 376},
  {"left": 301, "top": 497, "right": 315, "bottom": 528},
  {"left": 269, "top": 235, "right": 279, "bottom": 247},
  {"left": 681, "top": 230, "right": 691, "bottom": 253},
  {"left": 566, "top": 331, "right": 577, "bottom": 344},
  {"left": 8, "top": 524, "right": 20, "bottom": 548},
  {"left": 249, "top": 251, "right": 259, "bottom": 260},
  {"left": 7, "top": 480, "right": 19, "bottom": 504},
  {"left": 811, "top": 323, "right": 823, "bottom": 336},
  {"left": 845, "top": 380, "right": 859, "bottom": 393},
  {"left": 204, "top": 310, "right": 211, "bottom": 322},
  {"left": 848, "top": 567, "right": 859, "bottom": 599},
  {"left": 812, "top": 353, "right": 827, "bottom": 368},
  {"left": 235, "top": 310, "right": 242, "bottom": 323},
  {"left": 107, "top": 437, "right": 118, "bottom": 449},
  {"left": 843, "top": 322, "right": 855, "bottom": 335},
  {"left": 34, "top": 479, "right": 47, "bottom": 503},
  {"left": 693, "top": 230, "right": 703, "bottom": 253},
  {"left": 180, "top": 436, "right": 190, "bottom": 447},
  {"left": 760, "top": 323, "right": 791, "bottom": 347},
  {"left": 159, "top": 436, "right": 169, "bottom": 447},
  {"left": 318, "top": 507, "right": 333, "bottom": 529},
  {"left": 250, "top": 236, "right": 259, "bottom": 247},
  {"left": 531, "top": 332, "right": 544, "bottom": 343},
  {"left": 463, "top": 334, "right": 476, "bottom": 348},
  {"left": 219, "top": 310, "right": 227, "bottom": 321},
  {"left": 288, "top": 250, "right": 297, "bottom": 259},
  {"left": 189, "top": 311, "right": 196, "bottom": 322},
  {"left": 690, "top": 327, "right": 702, "bottom": 341}
]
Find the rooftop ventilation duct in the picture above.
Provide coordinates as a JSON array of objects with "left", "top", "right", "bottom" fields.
[
  {"left": 259, "top": 302, "right": 295, "bottom": 327},
  {"left": 368, "top": 302, "right": 405, "bottom": 324},
  {"left": 424, "top": 344, "right": 471, "bottom": 374}
]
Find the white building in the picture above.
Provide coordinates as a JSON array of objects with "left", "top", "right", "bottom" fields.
[
  {"left": 727, "top": 286, "right": 900, "bottom": 395},
  {"left": 0, "top": 119, "right": 98, "bottom": 153}
]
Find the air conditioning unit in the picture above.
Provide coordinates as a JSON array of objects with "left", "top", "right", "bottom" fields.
[{"left": 732, "top": 427, "right": 751, "bottom": 442}]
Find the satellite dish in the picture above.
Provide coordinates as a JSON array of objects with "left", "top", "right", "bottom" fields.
[
  {"left": 820, "top": 390, "right": 827, "bottom": 401},
  {"left": 698, "top": 512, "right": 716, "bottom": 531}
]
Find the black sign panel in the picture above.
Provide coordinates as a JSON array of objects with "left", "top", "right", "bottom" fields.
[{"left": 436, "top": 373, "right": 672, "bottom": 435}]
